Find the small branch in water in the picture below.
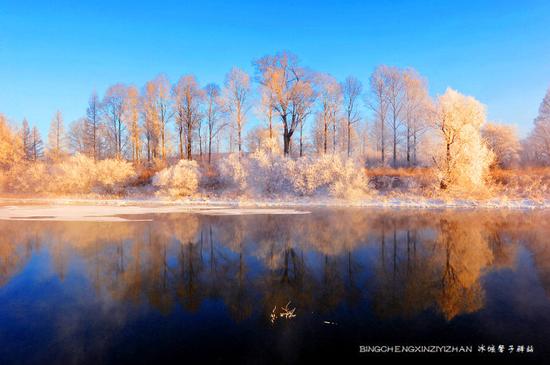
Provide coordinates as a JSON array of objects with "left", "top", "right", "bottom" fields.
[{"left": 270, "top": 301, "right": 297, "bottom": 324}]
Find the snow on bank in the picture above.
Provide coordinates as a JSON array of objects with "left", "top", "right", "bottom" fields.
[
  {"left": 0, "top": 203, "right": 310, "bottom": 222},
  {"left": 0, "top": 195, "right": 548, "bottom": 222}
]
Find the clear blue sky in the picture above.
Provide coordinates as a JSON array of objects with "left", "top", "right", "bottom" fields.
[{"left": 1, "top": 0, "right": 549, "bottom": 137}]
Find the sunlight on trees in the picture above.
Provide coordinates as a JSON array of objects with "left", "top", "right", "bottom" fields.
[
  {"left": 433, "top": 88, "right": 494, "bottom": 192},
  {"left": 1, "top": 52, "right": 549, "bottom": 201},
  {"left": 152, "top": 159, "right": 201, "bottom": 197},
  {"left": 482, "top": 122, "right": 521, "bottom": 168}
]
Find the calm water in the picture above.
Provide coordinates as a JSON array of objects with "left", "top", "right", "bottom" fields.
[{"left": 0, "top": 208, "right": 549, "bottom": 364}]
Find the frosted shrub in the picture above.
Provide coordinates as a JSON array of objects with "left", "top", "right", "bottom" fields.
[
  {"left": 3, "top": 155, "right": 136, "bottom": 195},
  {"left": 217, "top": 153, "right": 247, "bottom": 191},
  {"left": 247, "top": 148, "right": 292, "bottom": 196},
  {"left": 153, "top": 159, "right": 201, "bottom": 197},
  {"left": 95, "top": 159, "right": 137, "bottom": 194},
  {"left": 50, "top": 153, "right": 96, "bottom": 193},
  {"left": 291, "top": 155, "right": 368, "bottom": 199},
  {"left": 5, "top": 162, "right": 48, "bottom": 193},
  {"left": 328, "top": 158, "right": 369, "bottom": 199},
  {"left": 216, "top": 148, "right": 368, "bottom": 199}
]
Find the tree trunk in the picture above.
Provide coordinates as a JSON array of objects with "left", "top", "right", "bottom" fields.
[
  {"left": 283, "top": 130, "right": 291, "bottom": 156},
  {"left": 332, "top": 119, "right": 336, "bottom": 154},
  {"left": 299, "top": 121, "right": 304, "bottom": 157},
  {"left": 187, "top": 122, "right": 193, "bottom": 160},
  {"left": 208, "top": 127, "right": 212, "bottom": 164},
  {"left": 323, "top": 117, "right": 328, "bottom": 154},
  {"left": 347, "top": 120, "right": 351, "bottom": 157},
  {"left": 179, "top": 126, "right": 184, "bottom": 160},
  {"left": 238, "top": 126, "right": 242, "bottom": 157},
  {"left": 406, "top": 125, "right": 411, "bottom": 167}
]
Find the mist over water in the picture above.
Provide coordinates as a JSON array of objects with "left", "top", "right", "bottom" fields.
[{"left": 0, "top": 208, "right": 549, "bottom": 363}]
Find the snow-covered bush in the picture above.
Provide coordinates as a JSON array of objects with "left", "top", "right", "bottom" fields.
[
  {"left": 291, "top": 154, "right": 368, "bottom": 199},
  {"left": 95, "top": 158, "right": 136, "bottom": 194},
  {"left": 4, "top": 162, "right": 49, "bottom": 193},
  {"left": 50, "top": 153, "right": 96, "bottom": 193},
  {"left": 3, "top": 154, "right": 136, "bottom": 195},
  {"left": 217, "top": 153, "right": 247, "bottom": 191},
  {"left": 246, "top": 146, "right": 293, "bottom": 196},
  {"left": 153, "top": 159, "right": 201, "bottom": 197},
  {"left": 216, "top": 144, "right": 369, "bottom": 199}
]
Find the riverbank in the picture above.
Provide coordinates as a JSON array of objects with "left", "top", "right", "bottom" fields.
[{"left": 0, "top": 194, "right": 549, "bottom": 223}]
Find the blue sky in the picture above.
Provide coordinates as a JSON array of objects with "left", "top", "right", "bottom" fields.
[{"left": 1, "top": 0, "right": 549, "bottom": 137}]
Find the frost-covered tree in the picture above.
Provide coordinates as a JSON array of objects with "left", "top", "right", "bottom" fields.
[
  {"left": 125, "top": 85, "right": 141, "bottom": 162},
  {"left": 102, "top": 84, "right": 126, "bottom": 159},
  {"left": 21, "top": 118, "right": 32, "bottom": 160},
  {"left": 142, "top": 80, "right": 160, "bottom": 162},
  {"left": 259, "top": 82, "right": 276, "bottom": 139},
  {"left": 434, "top": 88, "right": 494, "bottom": 191},
  {"left": 254, "top": 52, "right": 315, "bottom": 156},
  {"left": 341, "top": 76, "right": 362, "bottom": 157},
  {"left": 148, "top": 74, "right": 173, "bottom": 160},
  {"left": 525, "top": 88, "right": 550, "bottom": 165},
  {"left": 403, "top": 69, "right": 432, "bottom": 166},
  {"left": 316, "top": 73, "right": 341, "bottom": 155},
  {"left": 47, "top": 110, "right": 66, "bottom": 161},
  {"left": 0, "top": 114, "right": 23, "bottom": 170},
  {"left": 224, "top": 67, "right": 251, "bottom": 156},
  {"left": 482, "top": 122, "right": 521, "bottom": 168},
  {"left": 173, "top": 75, "right": 204, "bottom": 160},
  {"left": 30, "top": 126, "right": 44, "bottom": 161},
  {"left": 68, "top": 118, "right": 88, "bottom": 155},
  {"left": 85, "top": 92, "right": 102, "bottom": 160},
  {"left": 204, "top": 83, "right": 225, "bottom": 163},
  {"left": 382, "top": 66, "right": 405, "bottom": 167},
  {"left": 367, "top": 67, "right": 389, "bottom": 164}
]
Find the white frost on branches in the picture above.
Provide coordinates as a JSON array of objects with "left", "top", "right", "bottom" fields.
[{"left": 153, "top": 159, "right": 201, "bottom": 197}]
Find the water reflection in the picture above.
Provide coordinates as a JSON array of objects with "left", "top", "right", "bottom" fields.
[{"left": 0, "top": 209, "right": 549, "bottom": 362}]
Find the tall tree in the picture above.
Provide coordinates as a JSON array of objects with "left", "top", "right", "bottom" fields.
[
  {"left": 68, "top": 118, "right": 88, "bottom": 154},
  {"left": 317, "top": 73, "right": 341, "bottom": 155},
  {"left": 86, "top": 92, "right": 101, "bottom": 160},
  {"left": 402, "top": 69, "right": 431, "bottom": 166},
  {"left": 368, "top": 67, "right": 389, "bottom": 164},
  {"left": 125, "top": 85, "right": 141, "bottom": 162},
  {"left": 254, "top": 52, "right": 315, "bottom": 156},
  {"left": 142, "top": 81, "right": 160, "bottom": 162},
  {"left": 21, "top": 118, "right": 32, "bottom": 160},
  {"left": 30, "top": 126, "right": 44, "bottom": 161},
  {"left": 153, "top": 74, "right": 173, "bottom": 160},
  {"left": 526, "top": 88, "right": 550, "bottom": 165},
  {"left": 204, "top": 83, "right": 225, "bottom": 163},
  {"left": 173, "top": 75, "right": 204, "bottom": 160},
  {"left": 434, "top": 88, "right": 493, "bottom": 190},
  {"left": 102, "top": 84, "right": 127, "bottom": 158},
  {"left": 383, "top": 66, "right": 405, "bottom": 167},
  {"left": 341, "top": 76, "right": 363, "bottom": 157},
  {"left": 482, "top": 122, "right": 521, "bottom": 168},
  {"left": 48, "top": 110, "right": 65, "bottom": 161},
  {"left": 260, "top": 84, "right": 275, "bottom": 139},
  {"left": 0, "top": 114, "right": 23, "bottom": 169},
  {"left": 224, "top": 67, "right": 251, "bottom": 156}
]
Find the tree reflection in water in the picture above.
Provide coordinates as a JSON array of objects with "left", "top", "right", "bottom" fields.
[{"left": 0, "top": 208, "right": 549, "bottom": 324}]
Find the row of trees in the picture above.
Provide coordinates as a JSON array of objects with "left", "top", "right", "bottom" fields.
[
  {"left": 3, "top": 52, "right": 439, "bottom": 166},
  {"left": 2, "top": 51, "right": 549, "bottom": 195}
]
